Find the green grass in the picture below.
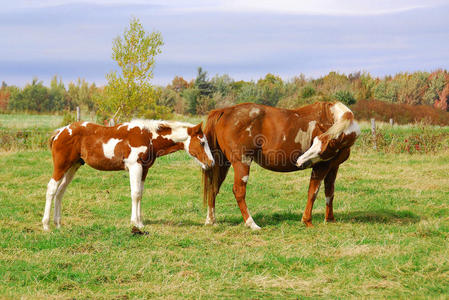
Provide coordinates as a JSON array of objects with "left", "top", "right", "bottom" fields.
[
  {"left": 0, "top": 113, "right": 64, "bottom": 130},
  {"left": 0, "top": 148, "right": 448, "bottom": 298}
]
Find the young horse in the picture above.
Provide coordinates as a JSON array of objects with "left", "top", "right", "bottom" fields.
[
  {"left": 42, "top": 120, "right": 214, "bottom": 231},
  {"left": 202, "top": 102, "right": 360, "bottom": 229}
]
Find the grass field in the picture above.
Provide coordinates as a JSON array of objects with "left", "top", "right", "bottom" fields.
[{"left": 1, "top": 146, "right": 448, "bottom": 298}]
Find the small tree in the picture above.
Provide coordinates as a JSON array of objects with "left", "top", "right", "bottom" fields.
[{"left": 96, "top": 17, "right": 167, "bottom": 123}]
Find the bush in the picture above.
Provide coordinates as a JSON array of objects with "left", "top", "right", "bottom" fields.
[
  {"left": 333, "top": 90, "right": 356, "bottom": 105},
  {"left": 351, "top": 99, "right": 449, "bottom": 126}
]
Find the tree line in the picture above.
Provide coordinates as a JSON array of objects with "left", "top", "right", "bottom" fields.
[{"left": 1, "top": 69, "right": 448, "bottom": 117}]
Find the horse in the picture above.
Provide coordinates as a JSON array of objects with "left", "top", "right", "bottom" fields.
[
  {"left": 42, "top": 119, "right": 215, "bottom": 231},
  {"left": 202, "top": 101, "right": 360, "bottom": 229}
]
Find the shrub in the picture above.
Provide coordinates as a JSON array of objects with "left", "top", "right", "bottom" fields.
[
  {"left": 333, "top": 90, "right": 356, "bottom": 105},
  {"left": 351, "top": 99, "right": 449, "bottom": 126}
]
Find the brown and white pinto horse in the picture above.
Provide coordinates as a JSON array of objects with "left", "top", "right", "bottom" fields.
[
  {"left": 42, "top": 120, "right": 214, "bottom": 231},
  {"left": 202, "top": 102, "right": 360, "bottom": 229}
]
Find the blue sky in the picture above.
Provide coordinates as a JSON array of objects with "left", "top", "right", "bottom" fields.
[{"left": 1, "top": 0, "right": 449, "bottom": 86}]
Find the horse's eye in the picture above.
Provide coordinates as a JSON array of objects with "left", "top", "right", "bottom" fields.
[{"left": 200, "top": 141, "right": 205, "bottom": 146}]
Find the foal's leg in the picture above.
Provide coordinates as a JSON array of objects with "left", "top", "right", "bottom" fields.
[
  {"left": 136, "top": 167, "right": 149, "bottom": 227},
  {"left": 128, "top": 163, "right": 144, "bottom": 228},
  {"left": 302, "top": 166, "right": 329, "bottom": 227},
  {"left": 43, "top": 178, "right": 62, "bottom": 231},
  {"left": 324, "top": 166, "right": 339, "bottom": 223},
  {"left": 53, "top": 163, "right": 81, "bottom": 228},
  {"left": 43, "top": 159, "right": 71, "bottom": 231},
  {"left": 232, "top": 161, "right": 260, "bottom": 230}
]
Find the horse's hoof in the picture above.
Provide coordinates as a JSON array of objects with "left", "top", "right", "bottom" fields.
[
  {"left": 204, "top": 218, "right": 216, "bottom": 226},
  {"left": 131, "top": 226, "right": 149, "bottom": 235},
  {"left": 303, "top": 221, "right": 314, "bottom": 228},
  {"left": 325, "top": 218, "right": 335, "bottom": 223},
  {"left": 43, "top": 225, "right": 50, "bottom": 231},
  {"left": 245, "top": 217, "right": 261, "bottom": 230}
]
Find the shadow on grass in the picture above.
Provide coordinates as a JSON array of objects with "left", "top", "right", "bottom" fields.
[
  {"left": 141, "top": 209, "right": 420, "bottom": 228},
  {"left": 220, "top": 209, "right": 420, "bottom": 227},
  {"left": 143, "top": 219, "right": 203, "bottom": 227}
]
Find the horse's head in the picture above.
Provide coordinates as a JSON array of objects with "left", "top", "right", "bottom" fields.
[
  {"left": 296, "top": 120, "right": 360, "bottom": 169},
  {"left": 185, "top": 122, "right": 215, "bottom": 170}
]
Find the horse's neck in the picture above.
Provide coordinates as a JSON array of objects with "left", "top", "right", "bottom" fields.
[{"left": 153, "top": 128, "right": 187, "bottom": 157}]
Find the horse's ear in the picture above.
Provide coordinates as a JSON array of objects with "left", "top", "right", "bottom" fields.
[
  {"left": 194, "top": 122, "right": 203, "bottom": 133},
  {"left": 188, "top": 123, "right": 203, "bottom": 135}
]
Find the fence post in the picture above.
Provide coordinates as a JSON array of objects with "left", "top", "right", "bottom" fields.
[
  {"left": 389, "top": 118, "right": 394, "bottom": 126},
  {"left": 76, "top": 106, "right": 81, "bottom": 122},
  {"left": 371, "top": 118, "right": 377, "bottom": 150}
]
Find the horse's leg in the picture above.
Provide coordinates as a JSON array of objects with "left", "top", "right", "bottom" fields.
[
  {"left": 136, "top": 167, "right": 149, "bottom": 228},
  {"left": 302, "top": 166, "right": 329, "bottom": 227},
  {"left": 205, "top": 164, "right": 230, "bottom": 225},
  {"left": 232, "top": 161, "right": 260, "bottom": 230},
  {"left": 42, "top": 160, "right": 69, "bottom": 231},
  {"left": 43, "top": 178, "right": 61, "bottom": 231},
  {"left": 324, "top": 166, "right": 339, "bottom": 223},
  {"left": 128, "top": 163, "right": 143, "bottom": 228},
  {"left": 53, "top": 163, "right": 81, "bottom": 228}
]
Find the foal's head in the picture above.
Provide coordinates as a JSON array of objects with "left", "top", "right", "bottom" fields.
[{"left": 185, "top": 123, "right": 215, "bottom": 170}]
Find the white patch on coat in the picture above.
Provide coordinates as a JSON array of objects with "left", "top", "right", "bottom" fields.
[
  {"left": 282, "top": 134, "right": 286, "bottom": 142},
  {"left": 241, "top": 155, "right": 252, "bottom": 166},
  {"left": 241, "top": 175, "right": 249, "bottom": 183},
  {"left": 296, "top": 137, "right": 322, "bottom": 167},
  {"left": 81, "top": 121, "right": 90, "bottom": 127},
  {"left": 294, "top": 120, "right": 316, "bottom": 152},
  {"left": 124, "top": 145, "right": 147, "bottom": 167},
  {"left": 249, "top": 107, "right": 260, "bottom": 117},
  {"left": 326, "top": 196, "right": 332, "bottom": 205},
  {"left": 102, "top": 138, "right": 122, "bottom": 159},
  {"left": 53, "top": 125, "right": 73, "bottom": 141},
  {"left": 117, "top": 122, "right": 144, "bottom": 131},
  {"left": 245, "top": 125, "right": 252, "bottom": 136}
]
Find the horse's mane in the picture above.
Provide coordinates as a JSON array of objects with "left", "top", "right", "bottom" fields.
[
  {"left": 129, "top": 119, "right": 195, "bottom": 132},
  {"left": 322, "top": 102, "right": 355, "bottom": 139}
]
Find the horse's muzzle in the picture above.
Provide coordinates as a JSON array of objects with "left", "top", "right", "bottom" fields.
[{"left": 297, "top": 160, "right": 312, "bottom": 170}]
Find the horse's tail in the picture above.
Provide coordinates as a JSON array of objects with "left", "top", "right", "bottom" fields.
[
  {"left": 202, "top": 109, "right": 226, "bottom": 208},
  {"left": 48, "top": 130, "right": 58, "bottom": 150}
]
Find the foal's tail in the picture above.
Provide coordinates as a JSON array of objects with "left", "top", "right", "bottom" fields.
[
  {"left": 202, "top": 109, "right": 227, "bottom": 207},
  {"left": 48, "top": 130, "right": 58, "bottom": 150}
]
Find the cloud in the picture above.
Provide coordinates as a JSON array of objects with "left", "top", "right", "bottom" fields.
[{"left": 5, "top": 0, "right": 447, "bottom": 15}]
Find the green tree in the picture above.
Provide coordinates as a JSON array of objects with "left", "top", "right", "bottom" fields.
[{"left": 95, "top": 17, "right": 166, "bottom": 122}]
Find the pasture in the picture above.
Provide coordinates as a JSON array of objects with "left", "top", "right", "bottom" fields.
[{"left": 0, "top": 114, "right": 448, "bottom": 298}]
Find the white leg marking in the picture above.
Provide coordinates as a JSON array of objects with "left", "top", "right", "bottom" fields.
[
  {"left": 137, "top": 180, "right": 145, "bottom": 228},
  {"left": 53, "top": 164, "right": 80, "bottom": 228},
  {"left": 103, "top": 138, "right": 122, "bottom": 159},
  {"left": 326, "top": 196, "right": 332, "bottom": 205},
  {"left": 204, "top": 206, "right": 216, "bottom": 225},
  {"left": 128, "top": 164, "right": 143, "bottom": 228},
  {"left": 43, "top": 178, "right": 61, "bottom": 231},
  {"left": 245, "top": 208, "right": 261, "bottom": 230}
]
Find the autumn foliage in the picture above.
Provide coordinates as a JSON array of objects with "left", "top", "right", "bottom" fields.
[{"left": 351, "top": 99, "right": 449, "bottom": 126}]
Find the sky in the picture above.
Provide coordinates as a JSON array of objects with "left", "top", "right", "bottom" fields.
[{"left": 1, "top": 0, "right": 449, "bottom": 87}]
